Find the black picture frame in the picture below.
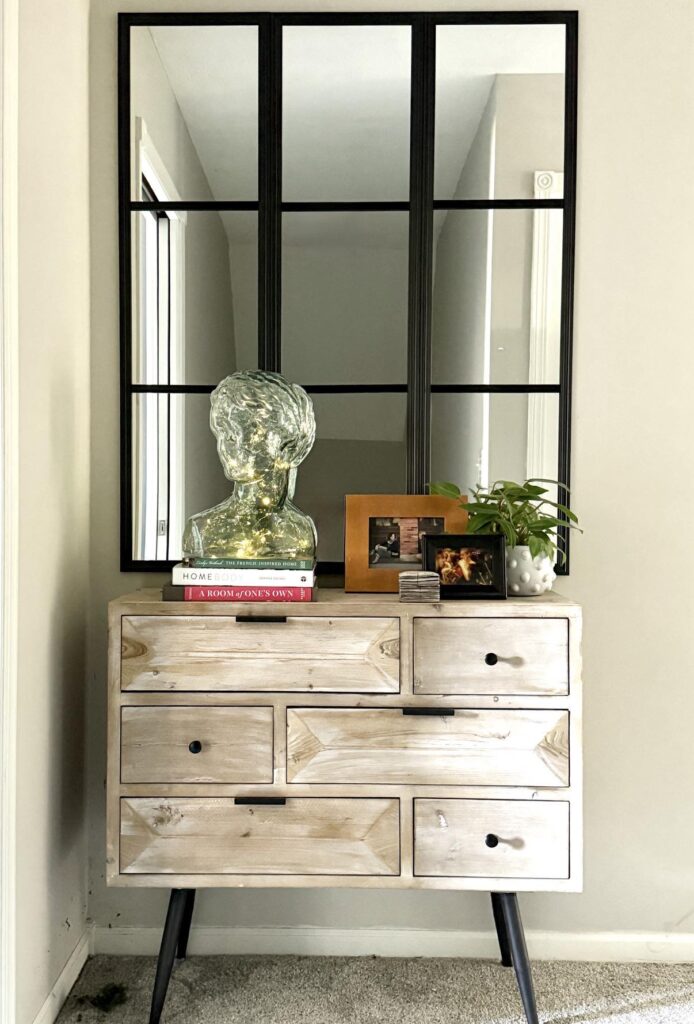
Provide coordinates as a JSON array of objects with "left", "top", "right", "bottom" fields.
[
  {"left": 422, "top": 534, "right": 507, "bottom": 600},
  {"left": 118, "top": 11, "right": 578, "bottom": 574}
]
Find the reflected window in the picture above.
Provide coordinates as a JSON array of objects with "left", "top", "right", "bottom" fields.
[{"left": 133, "top": 161, "right": 186, "bottom": 560}]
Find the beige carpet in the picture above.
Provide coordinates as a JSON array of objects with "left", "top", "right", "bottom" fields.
[{"left": 56, "top": 955, "right": 694, "bottom": 1023}]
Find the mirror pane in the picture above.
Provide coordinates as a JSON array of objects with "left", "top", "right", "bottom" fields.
[
  {"left": 432, "top": 209, "right": 563, "bottom": 385},
  {"left": 132, "top": 391, "right": 408, "bottom": 564},
  {"left": 130, "top": 26, "right": 258, "bottom": 200},
  {"left": 435, "top": 24, "right": 565, "bottom": 200},
  {"left": 430, "top": 392, "right": 560, "bottom": 500},
  {"left": 282, "top": 213, "right": 408, "bottom": 385},
  {"left": 131, "top": 393, "right": 230, "bottom": 562},
  {"left": 283, "top": 26, "right": 412, "bottom": 201},
  {"left": 131, "top": 211, "right": 258, "bottom": 385},
  {"left": 293, "top": 393, "right": 407, "bottom": 562}
]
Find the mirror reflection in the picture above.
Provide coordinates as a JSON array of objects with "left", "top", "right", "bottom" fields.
[
  {"left": 132, "top": 394, "right": 230, "bottom": 562},
  {"left": 130, "top": 26, "right": 258, "bottom": 200},
  {"left": 132, "top": 391, "right": 409, "bottom": 563},
  {"left": 435, "top": 24, "right": 565, "bottom": 200},
  {"left": 283, "top": 26, "right": 412, "bottom": 201},
  {"left": 126, "top": 19, "right": 572, "bottom": 566},
  {"left": 293, "top": 394, "right": 408, "bottom": 562},
  {"left": 430, "top": 393, "right": 559, "bottom": 500},
  {"left": 282, "top": 213, "right": 409, "bottom": 385},
  {"left": 432, "top": 206, "right": 563, "bottom": 384},
  {"left": 131, "top": 211, "right": 257, "bottom": 385}
]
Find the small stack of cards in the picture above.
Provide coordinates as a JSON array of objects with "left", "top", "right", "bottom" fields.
[{"left": 398, "top": 571, "right": 440, "bottom": 603}]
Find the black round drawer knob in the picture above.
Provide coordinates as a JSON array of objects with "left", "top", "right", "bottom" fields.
[
  {"left": 485, "top": 833, "right": 500, "bottom": 848},
  {"left": 188, "top": 740, "right": 202, "bottom": 754},
  {"left": 485, "top": 652, "right": 498, "bottom": 666}
]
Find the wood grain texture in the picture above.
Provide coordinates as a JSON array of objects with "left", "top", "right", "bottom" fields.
[
  {"left": 121, "top": 707, "right": 273, "bottom": 784},
  {"left": 106, "top": 591, "right": 582, "bottom": 891},
  {"left": 121, "top": 615, "right": 400, "bottom": 693},
  {"left": 414, "top": 798, "right": 569, "bottom": 878},
  {"left": 120, "top": 797, "right": 400, "bottom": 876},
  {"left": 287, "top": 708, "right": 569, "bottom": 786},
  {"left": 414, "top": 617, "right": 569, "bottom": 695}
]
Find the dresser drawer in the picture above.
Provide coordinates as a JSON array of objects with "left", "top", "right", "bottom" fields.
[
  {"left": 414, "top": 799, "right": 569, "bottom": 878},
  {"left": 121, "top": 615, "right": 399, "bottom": 693},
  {"left": 287, "top": 708, "right": 569, "bottom": 786},
  {"left": 121, "top": 707, "right": 274, "bottom": 784},
  {"left": 414, "top": 618, "right": 569, "bottom": 695},
  {"left": 120, "top": 797, "right": 400, "bottom": 876}
]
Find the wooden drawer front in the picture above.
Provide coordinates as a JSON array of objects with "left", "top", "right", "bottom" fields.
[
  {"left": 121, "top": 615, "right": 400, "bottom": 693},
  {"left": 120, "top": 797, "right": 400, "bottom": 876},
  {"left": 414, "top": 799, "right": 570, "bottom": 878},
  {"left": 287, "top": 709, "right": 569, "bottom": 786},
  {"left": 121, "top": 707, "right": 273, "bottom": 784},
  {"left": 414, "top": 618, "right": 569, "bottom": 695}
]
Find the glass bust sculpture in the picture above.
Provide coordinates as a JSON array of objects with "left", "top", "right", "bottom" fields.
[{"left": 182, "top": 370, "right": 317, "bottom": 560}]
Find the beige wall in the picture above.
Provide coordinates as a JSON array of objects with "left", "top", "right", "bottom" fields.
[
  {"left": 15, "top": 0, "right": 91, "bottom": 1020},
  {"left": 88, "top": 0, "right": 694, "bottom": 947}
]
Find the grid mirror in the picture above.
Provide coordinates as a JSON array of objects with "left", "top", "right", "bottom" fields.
[{"left": 120, "top": 12, "right": 577, "bottom": 572}]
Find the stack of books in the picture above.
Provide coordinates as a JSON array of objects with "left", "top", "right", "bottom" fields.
[{"left": 163, "top": 556, "right": 316, "bottom": 603}]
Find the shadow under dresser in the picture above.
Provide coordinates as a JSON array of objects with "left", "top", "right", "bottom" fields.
[{"left": 108, "top": 588, "right": 582, "bottom": 1024}]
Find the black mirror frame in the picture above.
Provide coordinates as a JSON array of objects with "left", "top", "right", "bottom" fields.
[{"left": 118, "top": 11, "right": 578, "bottom": 574}]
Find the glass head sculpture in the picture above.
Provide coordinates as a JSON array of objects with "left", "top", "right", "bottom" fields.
[{"left": 182, "top": 371, "right": 317, "bottom": 561}]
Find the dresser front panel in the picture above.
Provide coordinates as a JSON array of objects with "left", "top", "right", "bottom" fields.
[
  {"left": 287, "top": 708, "right": 569, "bottom": 786},
  {"left": 414, "top": 618, "right": 569, "bottom": 695},
  {"left": 121, "top": 615, "right": 400, "bottom": 693},
  {"left": 120, "top": 797, "right": 400, "bottom": 876},
  {"left": 121, "top": 707, "right": 274, "bottom": 784},
  {"left": 414, "top": 799, "right": 570, "bottom": 879},
  {"left": 108, "top": 593, "right": 582, "bottom": 891}
]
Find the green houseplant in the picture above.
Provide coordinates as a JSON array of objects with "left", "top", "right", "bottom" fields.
[{"left": 429, "top": 478, "right": 581, "bottom": 596}]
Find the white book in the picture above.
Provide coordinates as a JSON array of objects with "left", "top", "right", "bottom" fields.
[{"left": 171, "top": 563, "right": 315, "bottom": 587}]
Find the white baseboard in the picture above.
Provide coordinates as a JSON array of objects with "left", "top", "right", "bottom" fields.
[
  {"left": 32, "top": 928, "right": 92, "bottom": 1024},
  {"left": 93, "top": 924, "right": 694, "bottom": 964}
]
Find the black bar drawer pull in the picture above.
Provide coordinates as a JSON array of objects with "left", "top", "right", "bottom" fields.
[
  {"left": 235, "top": 615, "right": 288, "bottom": 623},
  {"left": 234, "top": 797, "right": 287, "bottom": 806},
  {"left": 402, "top": 707, "right": 455, "bottom": 716}
]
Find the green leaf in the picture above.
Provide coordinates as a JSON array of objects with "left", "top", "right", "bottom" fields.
[
  {"left": 528, "top": 535, "right": 543, "bottom": 558},
  {"left": 428, "top": 481, "right": 461, "bottom": 498},
  {"left": 527, "top": 477, "right": 571, "bottom": 493}
]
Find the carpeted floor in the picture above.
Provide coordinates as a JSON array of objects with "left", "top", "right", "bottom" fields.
[{"left": 56, "top": 955, "right": 694, "bottom": 1024}]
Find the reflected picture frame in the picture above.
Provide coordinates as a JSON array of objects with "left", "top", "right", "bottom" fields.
[
  {"left": 422, "top": 533, "right": 507, "bottom": 600},
  {"left": 344, "top": 494, "right": 468, "bottom": 593}
]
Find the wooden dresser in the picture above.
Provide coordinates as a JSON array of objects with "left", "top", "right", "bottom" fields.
[{"left": 107, "top": 588, "right": 582, "bottom": 1024}]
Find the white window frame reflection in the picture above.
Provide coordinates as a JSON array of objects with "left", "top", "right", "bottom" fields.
[
  {"left": 132, "top": 119, "right": 186, "bottom": 560},
  {"left": 528, "top": 170, "right": 563, "bottom": 484}
]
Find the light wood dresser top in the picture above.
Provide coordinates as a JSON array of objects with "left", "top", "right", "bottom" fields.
[{"left": 107, "top": 589, "right": 582, "bottom": 892}]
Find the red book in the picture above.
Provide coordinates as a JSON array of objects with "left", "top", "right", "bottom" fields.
[{"left": 171, "top": 585, "right": 313, "bottom": 603}]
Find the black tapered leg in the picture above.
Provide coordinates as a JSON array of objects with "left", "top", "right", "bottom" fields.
[
  {"left": 149, "top": 889, "right": 189, "bottom": 1024},
  {"left": 177, "top": 889, "right": 196, "bottom": 960},
  {"left": 490, "top": 892, "right": 513, "bottom": 967},
  {"left": 498, "top": 893, "right": 539, "bottom": 1024}
]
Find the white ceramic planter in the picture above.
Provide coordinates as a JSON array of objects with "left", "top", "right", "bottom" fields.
[{"left": 506, "top": 544, "right": 556, "bottom": 597}]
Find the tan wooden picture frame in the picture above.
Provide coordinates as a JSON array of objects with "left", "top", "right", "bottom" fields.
[{"left": 344, "top": 494, "right": 469, "bottom": 593}]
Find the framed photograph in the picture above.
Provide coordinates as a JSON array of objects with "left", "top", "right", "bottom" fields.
[
  {"left": 422, "top": 534, "right": 507, "bottom": 600},
  {"left": 344, "top": 495, "right": 468, "bottom": 593}
]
